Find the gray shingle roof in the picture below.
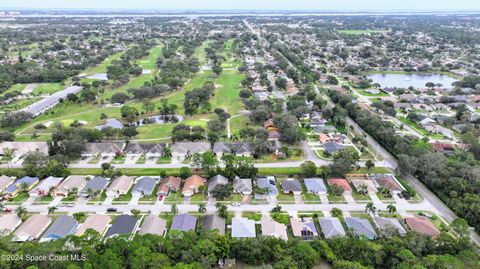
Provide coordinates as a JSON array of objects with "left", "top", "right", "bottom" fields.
[
  {"left": 22, "top": 86, "right": 83, "bottom": 116},
  {"left": 139, "top": 215, "right": 166, "bottom": 235},
  {"left": 80, "top": 176, "right": 109, "bottom": 194},
  {"left": 131, "top": 177, "right": 157, "bottom": 196},
  {"left": 233, "top": 178, "right": 252, "bottom": 193},
  {"left": 171, "top": 213, "right": 196, "bottom": 232},
  {"left": 281, "top": 179, "right": 302, "bottom": 193},
  {"left": 231, "top": 218, "right": 256, "bottom": 238},
  {"left": 171, "top": 142, "right": 210, "bottom": 155},
  {"left": 318, "top": 217, "right": 346, "bottom": 239},
  {"left": 213, "top": 142, "right": 253, "bottom": 154},
  {"left": 105, "top": 215, "right": 138, "bottom": 238},
  {"left": 324, "top": 142, "right": 345, "bottom": 154},
  {"left": 304, "top": 178, "right": 327, "bottom": 193},
  {"left": 124, "top": 143, "right": 166, "bottom": 155},
  {"left": 373, "top": 217, "right": 406, "bottom": 235},
  {"left": 84, "top": 142, "right": 124, "bottom": 155},
  {"left": 345, "top": 217, "right": 377, "bottom": 240},
  {"left": 41, "top": 216, "right": 78, "bottom": 241},
  {"left": 208, "top": 175, "right": 229, "bottom": 193},
  {"left": 256, "top": 177, "right": 278, "bottom": 195},
  {"left": 202, "top": 214, "right": 225, "bottom": 235}
]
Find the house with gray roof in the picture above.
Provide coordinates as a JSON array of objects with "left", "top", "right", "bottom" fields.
[
  {"left": 40, "top": 216, "right": 78, "bottom": 242},
  {"left": 208, "top": 175, "right": 229, "bottom": 195},
  {"left": 82, "top": 142, "right": 124, "bottom": 158},
  {"left": 345, "top": 217, "right": 377, "bottom": 240},
  {"left": 0, "top": 142, "right": 48, "bottom": 164},
  {"left": 304, "top": 178, "right": 328, "bottom": 195},
  {"left": 231, "top": 218, "right": 256, "bottom": 238},
  {"left": 124, "top": 142, "right": 166, "bottom": 159},
  {"left": 171, "top": 213, "right": 197, "bottom": 232},
  {"left": 373, "top": 217, "right": 406, "bottom": 236},
  {"left": 318, "top": 217, "right": 346, "bottom": 239},
  {"left": 79, "top": 176, "right": 110, "bottom": 197},
  {"left": 139, "top": 215, "right": 167, "bottom": 236},
  {"left": 171, "top": 142, "right": 210, "bottom": 161},
  {"left": 202, "top": 214, "right": 225, "bottom": 235},
  {"left": 291, "top": 217, "right": 318, "bottom": 239},
  {"left": 131, "top": 176, "right": 157, "bottom": 197},
  {"left": 0, "top": 176, "right": 15, "bottom": 193},
  {"left": 280, "top": 179, "right": 302, "bottom": 195},
  {"left": 255, "top": 176, "right": 278, "bottom": 200},
  {"left": 213, "top": 142, "right": 253, "bottom": 159},
  {"left": 233, "top": 178, "right": 252, "bottom": 195},
  {"left": 21, "top": 86, "right": 83, "bottom": 117},
  {"left": 105, "top": 215, "right": 139, "bottom": 239},
  {"left": 324, "top": 142, "right": 345, "bottom": 155}
]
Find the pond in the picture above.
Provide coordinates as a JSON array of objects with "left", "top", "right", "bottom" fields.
[
  {"left": 86, "top": 73, "right": 108, "bottom": 80},
  {"left": 367, "top": 73, "right": 458, "bottom": 89},
  {"left": 129, "top": 114, "right": 184, "bottom": 127}
]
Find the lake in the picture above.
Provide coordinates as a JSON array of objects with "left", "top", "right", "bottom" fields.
[{"left": 367, "top": 73, "right": 458, "bottom": 89}]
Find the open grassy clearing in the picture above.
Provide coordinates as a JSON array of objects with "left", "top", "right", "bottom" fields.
[
  {"left": 31, "top": 83, "right": 65, "bottom": 96},
  {"left": 1, "top": 97, "right": 42, "bottom": 114},
  {"left": 0, "top": 83, "right": 25, "bottom": 96},
  {"left": 81, "top": 52, "right": 123, "bottom": 76},
  {"left": 137, "top": 45, "right": 163, "bottom": 70}
]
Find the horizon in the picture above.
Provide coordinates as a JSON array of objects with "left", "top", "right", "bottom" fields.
[{"left": 1, "top": 0, "right": 480, "bottom": 12}]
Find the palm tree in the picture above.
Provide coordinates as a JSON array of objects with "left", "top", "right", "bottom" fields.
[
  {"left": 271, "top": 205, "right": 282, "bottom": 213},
  {"left": 358, "top": 184, "right": 368, "bottom": 195},
  {"left": 387, "top": 204, "right": 397, "bottom": 214},
  {"left": 19, "top": 182, "right": 30, "bottom": 192},
  {"left": 48, "top": 206, "right": 57, "bottom": 215},
  {"left": 215, "top": 202, "right": 228, "bottom": 219},
  {"left": 3, "top": 148, "right": 14, "bottom": 169},
  {"left": 198, "top": 203, "right": 206, "bottom": 213},
  {"left": 171, "top": 203, "right": 178, "bottom": 215},
  {"left": 15, "top": 206, "right": 27, "bottom": 218},
  {"left": 365, "top": 202, "right": 377, "bottom": 214},
  {"left": 331, "top": 208, "right": 343, "bottom": 218},
  {"left": 131, "top": 209, "right": 141, "bottom": 218}
]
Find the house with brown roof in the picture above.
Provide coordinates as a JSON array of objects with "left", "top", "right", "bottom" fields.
[
  {"left": 263, "top": 119, "right": 276, "bottom": 131},
  {"left": 12, "top": 214, "right": 51, "bottom": 242},
  {"left": 106, "top": 176, "right": 135, "bottom": 198},
  {"left": 327, "top": 178, "right": 352, "bottom": 194},
  {"left": 55, "top": 175, "right": 88, "bottom": 196},
  {"left": 75, "top": 214, "right": 111, "bottom": 236},
  {"left": 182, "top": 175, "right": 205, "bottom": 197},
  {"left": 291, "top": 217, "right": 318, "bottom": 240},
  {"left": 157, "top": 176, "right": 181, "bottom": 197},
  {"left": 369, "top": 174, "right": 405, "bottom": 194},
  {"left": 0, "top": 214, "right": 22, "bottom": 235},
  {"left": 404, "top": 216, "right": 440, "bottom": 237}
]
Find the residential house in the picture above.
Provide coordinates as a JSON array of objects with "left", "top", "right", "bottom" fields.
[
  {"left": 182, "top": 175, "right": 205, "bottom": 197},
  {"left": 261, "top": 215, "right": 288, "bottom": 240},
  {"left": 29, "top": 176, "right": 63, "bottom": 197},
  {"left": 139, "top": 214, "right": 167, "bottom": 236},
  {"left": 40, "top": 216, "right": 78, "bottom": 242},
  {"left": 404, "top": 216, "right": 440, "bottom": 237},
  {"left": 21, "top": 86, "right": 83, "bottom": 116},
  {"left": 323, "top": 142, "right": 345, "bottom": 155},
  {"left": 82, "top": 142, "right": 124, "bottom": 158},
  {"left": 208, "top": 175, "right": 229, "bottom": 195},
  {"left": 268, "top": 130, "right": 281, "bottom": 141},
  {"left": 0, "top": 142, "right": 49, "bottom": 163},
  {"left": 233, "top": 178, "right": 253, "bottom": 195},
  {"left": 213, "top": 142, "right": 253, "bottom": 159},
  {"left": 131, "top": 176, "right": 157, "bottom": 197},
  {"left": 79, "top": 176, "right": 110, "bottom": 198},
  {"left": 0, "top": 214, "right": 22, "bottom": 235},
  {"left": 75, "top": 214, "right": 111, "bottom": 236},
  {"left": 369, "top": 174, "right": 405, "bottom": 194},
  {"left": 263, "top": 119, "right": 276, "bottom": 131},
  {"left": 291, "top": 217, "right": 318, "bottom": 239},
  {"left": 4, "top": 176, "right": 39, "bottom": 198},
  {"left": 351, "top": 179, "right": 378, "bottom": 194},
  {"left": 106, "top": 176, "right": 134, "bottom": 198},
  {"left": 0, "top": 176, "right": 15, "bottom": 193},
  {"left": 202, "top": 214, "right": 226, "bottom": 235},
  {"left": 345, "top": 217, "right": 377, "bottom": 240},
  {"left": 304, "top": 178, "right": 328, "bottom": 195},
  {"left": 12, "top": 215, "right": 51, "bottom": 242},
  {"left": 171, "top": 142, "right": 210, "bottom": 161},
  {"left": 55, "top": 175, "right": 88, "bottom": 196},
  {"left": 104, "top": 215, "right": 139, "bottom": 239},
  {"left": 171, "top": 213, "right": 197, "bottom": 232},
  {"left": 373, "top": 217, "right": 406, "bottom": 236},
  {"left": 231, "top": 218, "right": 256, "bottom": 238},
  {"left": 327, "top": 178, "right": 352, "bottom": 194},
  {"left": 124, "top": 142, "right": 166, "bottom": 159},
  {"left": 318, "top": 217, "right": 346, "bottom": 239},
  {"left": 255, "top": 176, "right": 278, "bottom": 200},
  {"left": 280, "top": 179, "right": 302, "bottom": 195},
  {"left": 157, "top": 176, "right": 181, "bottom": 197}
]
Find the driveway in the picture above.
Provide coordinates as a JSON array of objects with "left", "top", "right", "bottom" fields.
[
  {"left": 319, "top": 194, "right": 329, "bottom": 203},
  {"left": 343, "top": 194, "right": 356, "bottom": 204},
  {"left": 103, "top": 196, "right": 114, "bottom": 205},
  {"left": 129, "top": 196, "right": 140, "bottom": 205}
]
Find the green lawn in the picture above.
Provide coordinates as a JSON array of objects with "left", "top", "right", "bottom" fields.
[
  {"left": 164, "top": 192, "right": 183, "bottom": 204},
  {"left": 351, "top": 192, "right": 371, "bottom": 202},
  {"left": 1, "top": 97, "right": 41, "bottom": 113},
  {"left": 82, "top": 52, "right": 123, "bottom": 76},
  {"left": 191, "top": 193, "right": 207, "bottom": 203},
  {"left": 327, "top": 194, "right": 346, "bottom": 203},
  {"left": 211, "top": 70, "right": 245, "bottom": 115},
  {"left": 0, "top": 83, "right": 25, "bottom": 96},
  {"left": 8, "top": 192, "right": 29, "bottom": 203},
  {"left": 31, "top": 83, "right": 64, "bottom": 96},
  {"left": 137, "top": 45, "right": 163, "bottom": 70},
  {"left": 302, "top": 193, "right": 321, "bottom": 203}
]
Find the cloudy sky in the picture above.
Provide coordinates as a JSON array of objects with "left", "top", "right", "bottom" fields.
[{"left": 1, "top": 0, "right": 480, "bottom": 11}]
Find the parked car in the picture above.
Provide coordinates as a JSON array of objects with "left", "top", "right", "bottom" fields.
[
  {"left": 3, "top": 207, "right": 11, "bottom": 213},
  {"left": 107, "top": 207, "right": 118, "bottom": 212}
]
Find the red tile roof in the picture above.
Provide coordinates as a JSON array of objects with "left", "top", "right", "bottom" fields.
[{"left": 327, "top": 178, "right": 352, "bottom": 192}]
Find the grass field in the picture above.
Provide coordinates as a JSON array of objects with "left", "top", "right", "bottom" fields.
[
  {"left": 0, "top": 83, "right": 25, "bottom": 96},
  {"left": 82, "top": 52, "right": 124, "bottom": 76},
  {"left": 137, "top": 45, "right": 163, "bottom": 70},
  {"left": 31, "top": 83, "right": 65, "bottom": 96}
]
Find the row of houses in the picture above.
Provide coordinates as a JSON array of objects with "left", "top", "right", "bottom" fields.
[{"left": 0, "top": 141, "right": 257, "bottom": 163}]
